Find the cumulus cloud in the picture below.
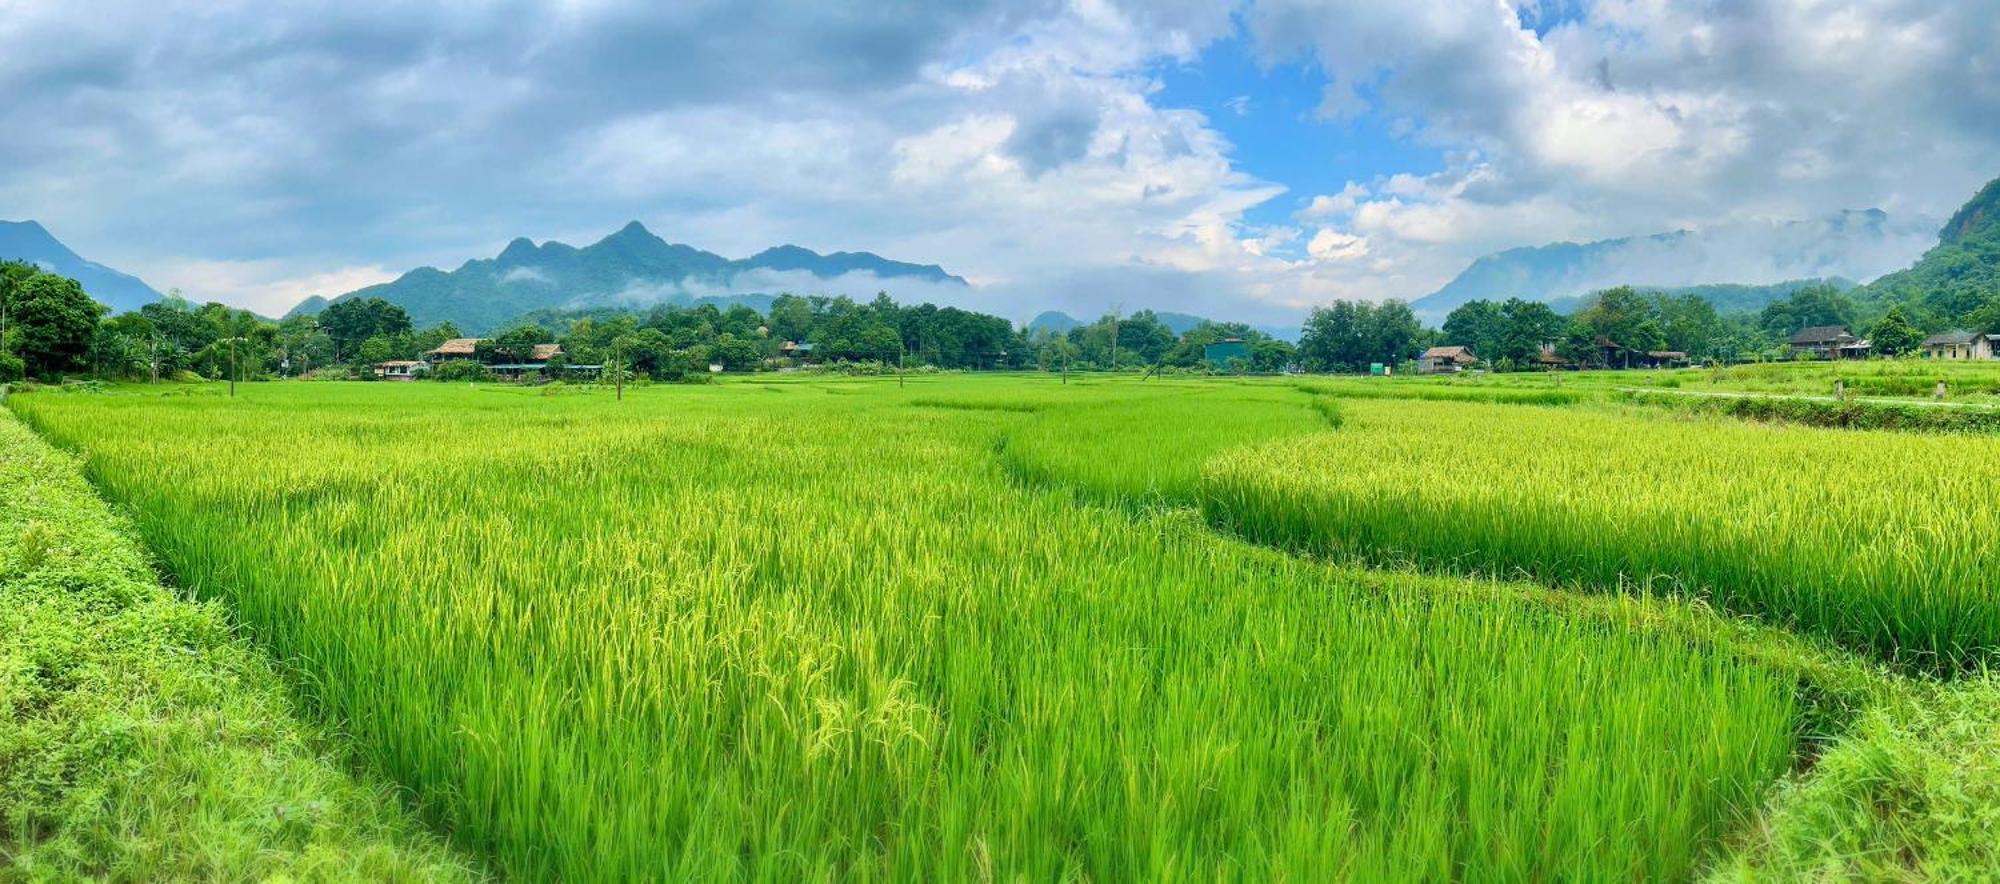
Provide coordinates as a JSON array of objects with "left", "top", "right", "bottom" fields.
[
  {"left": 1232, "top": 0, "right": 2000, "bottom": 304},
  {"left": 1307, "top": 229, "right": 1369, "bottom": 261},
  {"left": 0, "top": 0, "right": 1994, "bottom": 323},
  {"left": 125, "top": 258, "right": 400, "bottom": 317}
]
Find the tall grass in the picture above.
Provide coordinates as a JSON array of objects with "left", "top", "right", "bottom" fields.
[
  {"left": 0, "top": 410, "right": 481, "bottom": 881},
  {"left": 11, "top": 380, "right": 1804, "bottom": 880},
  {"left": 1205, "top": 397, "right": 2000, "bottom": 670},
  {"left": 999, "top": 384, "right": 1334, "bottom": 503}
]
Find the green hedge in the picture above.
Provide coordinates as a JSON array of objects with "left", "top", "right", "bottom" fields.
[{"left": 1627, "top": 391, "right": 2000, "bottom": 434}]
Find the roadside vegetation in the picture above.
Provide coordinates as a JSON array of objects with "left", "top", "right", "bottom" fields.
[{"left": 0, "top": 410, "right": 480, "bottom": 881}]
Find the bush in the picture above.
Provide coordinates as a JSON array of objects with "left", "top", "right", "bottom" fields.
[
  {"left": 430, "top": 360, "right": 493, "bottom": 382},
  {"left": 1627, "top": 390, "right": 2000, "bottom": 434}
]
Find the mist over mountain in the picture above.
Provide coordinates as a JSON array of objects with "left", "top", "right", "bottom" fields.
[
  {"left": 1027, "top": 309, "right": 1300, "bottom": 342},
  {"left": 1857, "top": 176, "right": 2000, "bottom": 322},
  {"left": 1412, "top": 210, "right": 1934, "bottom": 320},
  {"left": 1541, "top": 278, "right": 1855, "bottom": 317},
  {"left": 0, "top": 220, "right": 164, "bottom": 312},
  {"left": 291, "top": 222, "right": 966, "bottom": 332}
]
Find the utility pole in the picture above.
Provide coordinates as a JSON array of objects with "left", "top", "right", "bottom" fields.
[
  {"left": 228, "top": 336, "right": 238, "bottom": 397},
  {"left": 150, "top": 337, "right": 159, "bottom": 384},
  {"left": 898, "top": 349, "right": 905, "bottom": 388},
  {"left": 615, "top": 341, "right": 624, "bottom": 401},
  {"left": 1108, "top": 303, "right": 1123, "bottom": 372}
]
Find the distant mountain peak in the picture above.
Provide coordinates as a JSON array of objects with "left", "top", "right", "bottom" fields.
[
  {"left": 291, "top": 222, "right": 967, "bottom": 331},
  {"left": 0, "top": 220, "right": 162, "bottom": 312},
  {"left": 1858, "top": 174, "right": 2000, "bottom": 315},
  {"left": 606, "top": 220, "right": 657, "bottom": 241},
  {"left": 751, "top": 244, "right": 817, "bottom": 261},
  {"left": 496, "top": 237, "right": 540, "bottom": 265},
  {"left": 1940, "top": 176, "right": 2000, "bottom": 247},
  {"left": 1413, "top": 209, "right": 1933, "bottom": 319}
]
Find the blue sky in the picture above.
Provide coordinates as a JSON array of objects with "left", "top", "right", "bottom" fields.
[
  {"left": 1154, "top": 32, "right": 1448, "bottom": 244},
  {"left": 0, "top": 1, "right": 1994, "bottom": 323}
]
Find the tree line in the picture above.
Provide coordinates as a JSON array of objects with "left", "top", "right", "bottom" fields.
[
  {"left": 0, "top": 270, "right": 1298, "bottom": 383},
  {"left": 1432, "top": 282, "right": 1970, "bottom": 370},
  {"left": 10, "top": 256, "right": 1983, "bottom": 385}
]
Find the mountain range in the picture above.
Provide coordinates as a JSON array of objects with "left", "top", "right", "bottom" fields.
[
  {"left": 1026, "top": 309, "right": 1301, "bottom": 342},
  {"left": 9, "top": 171, "right": 1999, "bottom": 339},
  {"left": 0, "top": 220, "right": 164, "bottom": 312},
  {"left": 290, "top": 222, "right": 966, "bottom": 332},
  {"left": 1411, "top": 209, "right": 1934, "bottom": 320}
]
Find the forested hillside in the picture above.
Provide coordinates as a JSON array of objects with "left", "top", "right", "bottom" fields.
[
  {"left": 1858, "top": 176, "right": 2000, "bottom": 328},
  {"left": 294, "top": 222, "right": 964, "bottom": 333}
]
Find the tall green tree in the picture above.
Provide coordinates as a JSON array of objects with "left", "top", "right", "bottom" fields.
[
  {"left": 1654, "top": 293, "right": 1724, "bottom": 358},
  {"left": 1759, "top": 285, "right": 1855, "bottom": 338},
  {"left": 477, "top": 324, "right": 554, "bottom": 363},
  {"left": 1297, "top": 300, "right": 1422, "bottom": 372},
  {"left": 5, "top": 271, "right": 104, "bottom": 378},
  {"left": 1441, "top": 300, "right": 1506, "bottom": 361},
  {"left": 1868, "top": 306, "right": 1924, "bottom": 356},
  {"left": 321, "top": 297, "right": 413, "bottom": 360},
  {"left": 1496, "top": 298, "right": 1566, "bottom": 364}
]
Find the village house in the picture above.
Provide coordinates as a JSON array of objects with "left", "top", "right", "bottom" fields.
[
  {"left": 1202, "top": 337, "right": 1249, "bottom": 368},
  {"left": 1920, "top": 330, "right": 1999, "bottom": 360},
  {"left": 488, "top": 343, "right": 567, "bottom": 379},
  {"left": 1535, "top": 344, "right": 1570, "bottom": 370},
  {"left": 1417, "top": 345, "right": 1477, "bottom": 374},
  {"left": 1637, "top": 350, "right": 1689, "bottom": 369},
  {"left": 425, "top": 337, "right": 482, "bottom": 361},
  {"left": 1589, "top": 335, "right": 1628, "bottom": 368},
  {"left": 1788, "top": 326, "right": 1871, "bottom": 360},
  {"left": 423, "top": 338, "right": 597, "bottom": 379},
  {"left": 371, "top": 360, "right": 427, "bottom": 380}
]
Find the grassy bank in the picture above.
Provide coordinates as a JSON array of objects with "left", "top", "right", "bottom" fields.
[
  {"left": 0, "top": 409, "right": 480, "bottom": 881},
  {"left": 1624, "top": 388, "right": 2000, "bottom": 433}
]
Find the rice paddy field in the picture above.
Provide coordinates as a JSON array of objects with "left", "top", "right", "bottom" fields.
[
  {"left": 8, "top": 373, "right": 2000, "bottom": 880},
  {"left": 1206, "top": 395, "right": 2000, "bottom": 670},
  {"left": 1392, "top": 358, "right": 2000, "bottom": 406}
]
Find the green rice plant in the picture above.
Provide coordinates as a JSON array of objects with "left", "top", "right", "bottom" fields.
[
  {"left": 9, "top": 379, "right": 1805, "bottom": 881},
  {"left": 1205, "top": 397, "right": 2000, "bottom": 670},
  {"left": 999, "top": 384, "right": 1333, "bottom": 503},
  {"left": 0, "top": 410, "right": 481, "bottom": 881},
  {"left": 1294, "top": 377, "right": 1589, "bottom": 406}
]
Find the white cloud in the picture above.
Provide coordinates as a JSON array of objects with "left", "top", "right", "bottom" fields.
[
  {"left": 130, "top": 258, "right": 400, "bottom": 316},
  {"left": 0, "top": 0, "right": 1995, "bottom": 326},
  {"left": 1300, "top": 182, "right": 1368, "bottom": 219},
  {"left": 1307, "top": 228, "right": 1369, "bottom": 261},
  {"left": 1231, "top": 0, "right": 1999, "bottom": 304}
]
